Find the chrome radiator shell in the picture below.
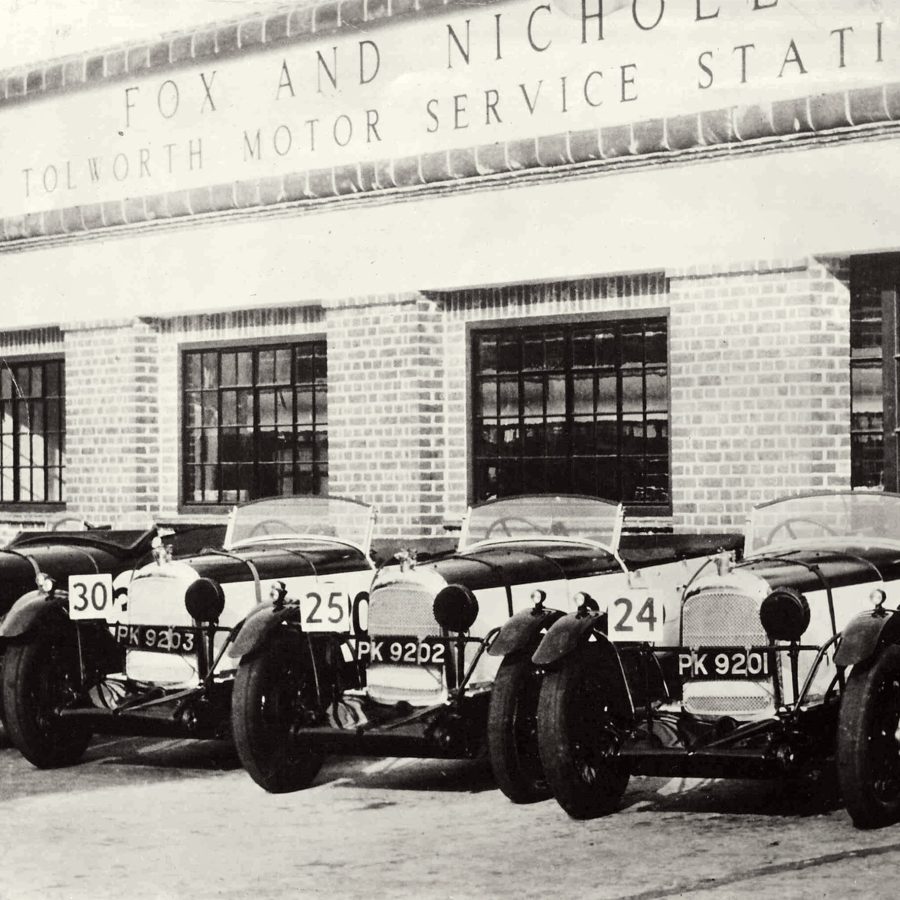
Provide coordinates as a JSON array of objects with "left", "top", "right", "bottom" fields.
[
  {"left": 365, "top": 571, "right": 448, "bottom": 707},
  {"left": 680, "top": 572, "right": 776, "bottom": 719}
]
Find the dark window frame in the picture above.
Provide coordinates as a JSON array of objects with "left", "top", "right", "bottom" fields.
[
  {"left": 0, "top": 353, "right": 66, "bottom": 510},
  {"left": 179, "top": 337, "right": 328, "bottom": 511},
  {"left": 467, "top": 310, "right": 671, "bottom": 516},
  {"left": 849, "top": 255, "right": 900, "bottom": 492}
]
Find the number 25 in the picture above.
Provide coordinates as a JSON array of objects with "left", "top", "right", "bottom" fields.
[{"left": 306, "top": 591, "right": 345, "bottom": 624}]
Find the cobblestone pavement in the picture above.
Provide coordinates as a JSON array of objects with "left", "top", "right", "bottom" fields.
[{"left": 1, "top": 729, "right": 900, "bottom": 900}]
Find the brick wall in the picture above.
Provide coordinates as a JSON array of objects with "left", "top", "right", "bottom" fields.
[
  {"left": 439, "top": 262, "right": 851, "bottom": 533},
  {"left": 668, "top": 258, "right": 851, "bottom": 531},
  {"left": 0, "top": 261, "right": 857, "bottom": 540},
  {"left": 325, "top": 294, "right": 444, "bottom": 538},
  {"left": 62, "top": 318, "right": 161, "bottom": 525}
]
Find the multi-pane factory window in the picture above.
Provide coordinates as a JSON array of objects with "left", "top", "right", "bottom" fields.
[
  {"left": 0, "top": 359, "right": 65, "bottom": 504},
  {"left": 850, "top": 257, "right": 887, "bottom": 490},
  {"left": 182, "top": 341, "right": 327, "bottom": 504},
  {"left": 472, "top": 318, "right": 669, "bottom": 510}
]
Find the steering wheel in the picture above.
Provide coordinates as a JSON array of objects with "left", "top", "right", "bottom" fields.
[
  {"left": 765, "top": 518, "right": 838, "bottom": 545},
  {"left": 247, "top": 519, "right": 295, "bottom": 538},
  {"left": 50, "top": 516, "right": 90, "bottom": 532},
  {"left": 484, "top": 516, "right": 547, "bottom": 539}
]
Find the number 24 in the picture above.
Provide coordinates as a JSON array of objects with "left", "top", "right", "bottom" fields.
[{"left": 612, "top": 596, "right": 659, "bottom": 632}]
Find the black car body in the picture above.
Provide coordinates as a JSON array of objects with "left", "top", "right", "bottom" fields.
[{"left": 0, "top": 525, "right": 159, "bottom": 623}]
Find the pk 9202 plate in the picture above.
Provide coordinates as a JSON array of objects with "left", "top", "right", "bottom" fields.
[{"left": 355, "top": 635, "right": 449, "bottom": 666}]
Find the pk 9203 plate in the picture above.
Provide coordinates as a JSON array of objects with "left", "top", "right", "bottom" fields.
[{"left": 114, "top": 623, "right": 199, "bottom": 655}]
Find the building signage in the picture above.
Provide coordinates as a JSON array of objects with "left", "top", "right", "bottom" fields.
[{"left": 2, "top": 0, "right": 896, "bottom": 218}]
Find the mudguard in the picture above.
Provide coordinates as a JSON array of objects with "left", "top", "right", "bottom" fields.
[
  {"left": 228, "top": 602, "right": 303, "bottom": 659},
  {"left": 0, "top": 590, "right": 69, "bottom": 641},
  {"left": 532, "top": 610, "right": 605, "bottom": 667},
  {"left": 834, "top": 610, "right": 900, "bottom": 667},
  {"left": 488, "top": 607, "right": 565, "bottom": 658}
]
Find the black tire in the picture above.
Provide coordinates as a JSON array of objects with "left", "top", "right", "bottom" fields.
[
  {"left": 1, "top": 630, "right": 92, "bottom": 768},
  {"left": 232, "top": 628, "right": 325, "bottom": 793},
  {"left": 487, "top": 652, "right": 550, "bottom": 804},
  {"left": 537, "top": 643, "right": 629, "bottom": 819},
  {"left": 837, "top": 644, "right": 900, "bottom": 829}
]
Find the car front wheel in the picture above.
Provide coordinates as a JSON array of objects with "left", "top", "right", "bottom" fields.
[
  {"left": 537, "top": 642, "right": 629, "bottom": 819},
  {"left": 231, "top": 628, "right": 325, "bottom": 794},
  {"left": 838, "top": 643, "right": 900, "bottom": 829},
  {"left": 487, "top": 651, "right": 550, "bottom": 804},
  {"left": 2, "top": 628, "right": 91, "bottom": 768}
]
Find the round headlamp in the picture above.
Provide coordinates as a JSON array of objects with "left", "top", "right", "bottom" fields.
[
  {"left": 185, "top": 577, "right": 225, "bottom": 623},
  {"left": 869, "top": 587, "right": 887, "bottom": 610},
  {"left": 36, "top": 572, "right": 55, "bottom": 595},
  {"left": 573, "top": 591, "right": 599, "bottom": 614},
  {"left": 759, "top": 587, "right": 810, "bottom": 642},
  {"left": 269, "top": 580, "right": 287, "bottom": 604},
  {"left": 433, "top": 583, "right": 479, "bottom": 633}
]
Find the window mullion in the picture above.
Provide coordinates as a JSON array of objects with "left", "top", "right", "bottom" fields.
[
  {"left": 11, "top": 368, "right": 20, "bottom": 502},
  {"left": 564, "top": 327, "right": 574, "bottom": 495}
]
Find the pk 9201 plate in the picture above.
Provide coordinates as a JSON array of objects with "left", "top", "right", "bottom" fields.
[{"left": 677, "top": 648, "right": 772, "bottom": 680}]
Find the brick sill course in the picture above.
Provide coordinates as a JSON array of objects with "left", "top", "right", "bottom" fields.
[{"left": 3, "top": 82, "right": 899, "bottom": 249}]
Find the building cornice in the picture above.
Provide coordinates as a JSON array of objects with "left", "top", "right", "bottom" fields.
[{"left": 0, "top": 0, "right": 469, "bottom": 106}]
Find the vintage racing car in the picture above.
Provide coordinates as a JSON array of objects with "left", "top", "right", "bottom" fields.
[
  {"left": 0, "top": 520, "right": 168, "bottom": 717},
  {"left": 0, "top": 496, "right": 375, "bottom": 769},
  {"left": 510, "top": 491, "right": 900, "bottom": 829},
  {"left": 229, "top": 494, "right": 740, "bottom": 796}
]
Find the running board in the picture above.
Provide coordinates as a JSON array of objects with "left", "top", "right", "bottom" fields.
[
  {"left": 621, "top": 748, "right": 794, "bottom": 779},
  {"left": 59, "top": 708, "right": 218, "bottom": 739}
]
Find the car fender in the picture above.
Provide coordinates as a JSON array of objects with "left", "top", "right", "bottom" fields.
[
  {"left": 834, "top": 610, "right": 900, "bottom": 668},
  {"left": 0, "top": 590, "right": 69, "bottom": 641},
  {"left": 228, "top": 602, "right": 303, "bottom": 660},
  {"left": 532, "top": 610, "right": 605, "bottom": 667},
  {"left": 488, "top": 607, "right": 566, "bottom": 658}
]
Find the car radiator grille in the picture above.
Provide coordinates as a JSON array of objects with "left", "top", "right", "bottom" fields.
[
  {"left": 366, "top": 582, "right": 446, "bottom": 707},
  {"left": 681, "top": 588, "right": 775, "bottom": 718},
  {"left": 367, "top": 584, "right": 442, "bottom": 639},
  {"left": 681, "top": 589, "right": 768, "bottom": 649}
]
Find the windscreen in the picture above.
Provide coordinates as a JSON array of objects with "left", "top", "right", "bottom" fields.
[
  {"left": 461, "top": 495, "right": 623, "bottom": 551},
  {"left": 747, "top": 492, "right": 900, "bottom": 554},
  {"left": 227, "top": 497, "right": 374, "bottom": 550}
]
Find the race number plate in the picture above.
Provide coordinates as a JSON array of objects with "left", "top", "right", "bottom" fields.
[
  {"left": 608, "top": 594, "right": 663, "bottom": 643},
  {"left": 298, "top": 587, "right": 352, "bottom": 633},
  {"left": 355, "top": 635, "right": 449, "bottom": 666},
  {"left": 68, "top": 574, "right": 121, "bottom": 623},
  {"left": 677, "top": 648, "right": 772, "bottom": 681},
  {"left": 114, "top": 623, "right": 199, "bottom": 655}
]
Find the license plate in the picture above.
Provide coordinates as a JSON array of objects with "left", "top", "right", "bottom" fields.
[
  {"left": 355, "top": 636, "right": 448, "bottom": 667},
  {"left": 113, "top": 624, "right": 200, "bottom": 655},
  {"left": 677, "top": 648, "right": 772, "bottom": 680}
]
